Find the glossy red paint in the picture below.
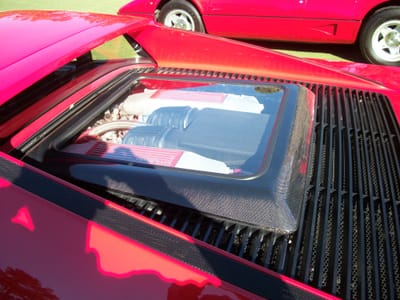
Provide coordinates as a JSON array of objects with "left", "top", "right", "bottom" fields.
[
  {"left": 0, "top": 148, "right": 340, "bottom": 299},
  {"left": 0, "top": 10, "right": 151, "bottom": 103},
  {"left": 2, "top": 10, "right": 399, "bottom": 122},
  {"left": 132, "top": 26, "right": 400, "bottom": 121},
  {"left": 86, "top": 222, "right": 221, "bottom": 285},
  {"left": 310, "top": 59, "right": 400, "bottom": 122},
  {"left": 0, "top": 155, "right": 263, "bottom": 299},
  {"left": 132, "top": 26, "right": 396, "bottom": 90},
  {"left": 1, "top": 10, "right": 399, "bottom": 299},
  {"left": 101, "top": 200, "right": 339, "bottom": 299},
  {"left": 204, "top": 17, "right": 360, "bottom": 43},
  {"left": 118, "top": 0, "right": 391, "bottom": 42}
]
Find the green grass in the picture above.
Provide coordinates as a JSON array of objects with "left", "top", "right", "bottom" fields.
[
  {"left": 0, "top": 0, "right": 351, "bottom": 62},
  {"left": 0, "top": 0, "right": 128, "bottom": 14}
]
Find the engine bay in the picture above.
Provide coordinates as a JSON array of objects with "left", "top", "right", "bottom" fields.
[
  {"left": 62, "top": 79, "right": 278, "bottom": 175},
  {"left": 38, "top": 76, "right": 315, "bottom": 232}
]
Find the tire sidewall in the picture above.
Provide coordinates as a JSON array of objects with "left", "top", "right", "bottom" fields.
[
  {"left": 359, "top": 7, "right": 400, "bottom": 66},
  {"left": 158, "top": 0, "right": 205, "bottom": 32}
]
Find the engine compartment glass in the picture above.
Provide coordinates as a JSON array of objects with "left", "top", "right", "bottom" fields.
[
  {"left": 30, "top": 76, "right": 314, "bottom": 232},
  {"left": 62, "top": 78, "right": 283, "bottom": 176}
]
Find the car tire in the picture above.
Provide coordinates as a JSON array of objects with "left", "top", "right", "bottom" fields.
[
  {"left": 359, "top": 6, "right": 400, "bottom": 66},
  {"left": 158, "top": 0, "right": 205, "bottom": 32}
]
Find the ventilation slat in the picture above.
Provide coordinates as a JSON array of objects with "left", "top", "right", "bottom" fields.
[
  {"left": 342, "top": 91, "right": 360, "bottom": 299},
  {"left": 374, "top": 96, "right": 400, "bottom": 299},
  {"left": 329, "top": 88, "right": 344, "bottom": 296},
  {"left": 302, "top": 87, "right": 328, "bottom": 284},
  {"left": 315, "top": 88, "right": 336, "bottom": 289},
  {"left": 364, "top": 93, "right": 397, "bottom": 300},
  {"left": 356, "top": 91, "right": 383, "bottom": 299}
]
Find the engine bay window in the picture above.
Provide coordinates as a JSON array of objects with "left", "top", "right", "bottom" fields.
[
  {"left": 59, "top": 78, "right": 283, "bottom": 176},
  {"left": 18, "top": 75, "right": 315, "bottom": 232}
]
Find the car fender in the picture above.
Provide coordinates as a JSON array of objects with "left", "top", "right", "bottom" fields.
[
  {"left": 118, "top": 0, "right": 161, "bottom": 16},
  {"left": 119, "top": 0, "right": 209, "bottom": 18}
]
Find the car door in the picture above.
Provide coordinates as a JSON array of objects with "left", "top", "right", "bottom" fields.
[{"left": 203, "top": 0, "right": 362, "bottom": 42}]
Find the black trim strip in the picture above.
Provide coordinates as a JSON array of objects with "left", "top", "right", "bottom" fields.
[{"left": 0, "top": 155, "right": 327, "bottom": 300}]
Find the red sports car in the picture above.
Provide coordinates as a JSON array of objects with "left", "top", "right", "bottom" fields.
[
  {"left": 118, "top": 0, "right": 400, "bottom": 66},
  {"left": 0, "top": 10, "right": 399, "bottom": 299}
]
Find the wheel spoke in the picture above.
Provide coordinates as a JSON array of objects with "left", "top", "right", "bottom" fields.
[
  {"left": 379, "top": 26, "right": 393, "bottom": 36},
  {"left": 388, "top": 46, "right": 400, "bottom": 56},
  {"left": 185, "top": 21, "right": 193, "bottom": 31},
  {"left": 378, "top": 38, "right": 389, "bottom": 50},
  {"left": 159, "top": 1, "right": 204, "bottom": 33},
  {"left": 170, "top": 14, "right": 180, "bottom": 25}
]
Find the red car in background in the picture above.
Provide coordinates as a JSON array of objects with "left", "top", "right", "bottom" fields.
[
  {"left": 118, "top": 0, "right": 400, "bottom": 66},
  {"left": 1, "top": 10, "right": 400, "bottom": 299}
]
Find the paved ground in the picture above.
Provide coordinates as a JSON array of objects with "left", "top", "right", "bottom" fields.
[{"left": 1, "top": 0, "right": 363, "bottom": 62}]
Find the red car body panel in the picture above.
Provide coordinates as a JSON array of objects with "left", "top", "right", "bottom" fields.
[
  {"left": 0, "top": 159, "right": 255, "bottom": 299},
  {"left": 1, "top": 11, "right": 399, "bottom": 122},
  {"left": 118, "top": 0, "right": 392, "bottom": 43},
  {"left": 308, "top": 60, "right": 400, "bottom": 120},
  {"left": 0, "top": 11, "right": 150, "bottom": 104},
  {"left": 132, "top": 26, "right": 391, "bottom": 88},
  {"left": 132, "top": 26, "right": 400, "bottom": 121},
  {"left": 202, "top": 17, "right": 360, "bottom": 43},
  {"left": 0, "top": 10, "right": 399, "bottom": 299},
  {"left": 2, "top": 11, "right": 400, "bottom": 112},
  {"left": 0, "top": 152, "right": 337, "bottom": 299}
]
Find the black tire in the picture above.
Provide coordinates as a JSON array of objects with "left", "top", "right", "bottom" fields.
[
  {"left": 158, "top": 0, "right": 205, "bottom": 32},
  {"left": 359, "top": 6, "right": 400, "bottom": 66}
]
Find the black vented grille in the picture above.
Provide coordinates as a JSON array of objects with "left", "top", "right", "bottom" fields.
[
  {"left": 115, "top": 68, "right": 400, "bottom": 299},
  {"left": 292, "top": 86, "right": 400, "bottom": 299}
]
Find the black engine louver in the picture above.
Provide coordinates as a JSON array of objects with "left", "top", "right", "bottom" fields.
[{"left": 111, "top": 68, "right": 400, "bottom": 299}]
